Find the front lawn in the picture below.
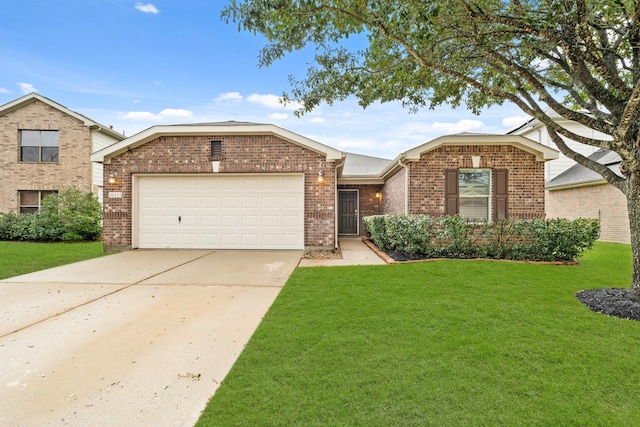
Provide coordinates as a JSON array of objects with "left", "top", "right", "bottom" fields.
[
  {"left": 0, "top": 241, "right": 108, "bottom": 280},
  {"left": 197, "top": 242, "right": 640, "bottom": 426}
]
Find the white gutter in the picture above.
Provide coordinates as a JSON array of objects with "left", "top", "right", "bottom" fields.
[{"left": 398, "top": 159, "right": 410, "bottom": 215}]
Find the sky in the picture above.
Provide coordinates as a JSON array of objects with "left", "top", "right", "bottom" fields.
[{"left": 0, "top": 0, "right": 531, "bottom": 160}]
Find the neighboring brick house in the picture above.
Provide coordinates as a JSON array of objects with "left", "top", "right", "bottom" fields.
[
  {"left": 507, "top": 112, "right": 629, "bottom": 244},
  {"left": 92, "top": 125, "right": 557, "bottom": 251},
  {"left": 0, "top": 93, "right": 124, "bottom": 213},
  {"left": 546, "top": 150, "right": 630, "bottom": 244}
]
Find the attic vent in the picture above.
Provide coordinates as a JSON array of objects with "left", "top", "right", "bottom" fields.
[{"left": 211, "top": 140, "right": 222, "bottom": 158}]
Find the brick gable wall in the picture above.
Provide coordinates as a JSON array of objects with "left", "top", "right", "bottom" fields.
[
  {"left": 103, "top": 134, "right": 335, "bottom": 250},
  {"left": 0, "top": 100, "right": 92, "bottom": 212},
  {"left": 407, "top": 145, "right": 546, "bottom": 218},
  {"left": 546, "top": 184, "right": 630, "bottom": 244}
]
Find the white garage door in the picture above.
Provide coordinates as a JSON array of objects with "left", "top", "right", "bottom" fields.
[{"left": 136, "top": 174, "right": 304, "bottom": 249}]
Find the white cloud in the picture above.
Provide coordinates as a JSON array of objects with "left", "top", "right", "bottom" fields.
[
  {"left": 120, "top": 111, "right": 158, "bottom": 121},
  {"left": 119, "top": 108, "right": 193, "bottom": 122},
  {"left": 246, "top": 93, "right": 303, "bottom": 110},
  {"left": 268, "top": 113, "right": 289, "bottom": 120},
  {"left": 432, "top": 119, "right": 486, "bottom": 133},
  {"left": 502, "top": 115, "right": 530, "bottom": 128},
  {"left": 159, "top": 108, "right": 193, "bottom": 118},
  {"left": 135, "top": 2, "right": 159, "bottom": 14},
  {"left": 309, "top": 117, "right": 325, "bottom": 123},
  {"left": 0, "top": 88, "right": 10, "bottom": 94},
  {"left": 405, "top": 119, "right": 486, "bottom": 135},
  {"left": 214, "top": 92, "right": 243, "bottom": 102},
  {"left": 17, "top": 82, "right": 37, "bottom": 94}
]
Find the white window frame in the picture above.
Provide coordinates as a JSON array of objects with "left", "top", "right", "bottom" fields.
[{"left": 458, "top": 168, "right": 492, "bottom": 221}]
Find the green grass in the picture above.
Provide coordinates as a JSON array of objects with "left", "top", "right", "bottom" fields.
[
  {"left": 0, "top": 241, "right": 108, "bottom": 279},
  {"left": 197, "top": 242, "right": 640, "bottom": 426}
]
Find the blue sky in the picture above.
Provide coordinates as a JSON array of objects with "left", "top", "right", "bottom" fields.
[{"left": 0, "top": 1, "right": 530, "bottom": 160}]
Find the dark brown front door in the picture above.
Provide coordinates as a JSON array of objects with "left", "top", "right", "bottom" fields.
[{"left": 338, "top": 190, "right": 358, "bottom": 234}]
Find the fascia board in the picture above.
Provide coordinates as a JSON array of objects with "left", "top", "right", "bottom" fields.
[
  {"left": 546, "top": 178, "right": 607, "bottom": 191},
  {"left": 337, "top": 177, "right": 385, "bottom": 185},
  {"left": 91, "top": 123, "right": 343, "bottom": 163},
  {"left": 403, "top": 134, "right": 559, "bottom": 162},
  {"left": 1, "top": 93, "right": 125, "bottom": 141}
]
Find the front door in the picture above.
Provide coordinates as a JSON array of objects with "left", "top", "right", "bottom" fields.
[{"left": 338, "top": 190, "right": 358, "bottom": 234}]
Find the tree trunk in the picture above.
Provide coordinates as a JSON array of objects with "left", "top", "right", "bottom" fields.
[{"left": 628, "top": 171, "right": 640, "bottom": 291}]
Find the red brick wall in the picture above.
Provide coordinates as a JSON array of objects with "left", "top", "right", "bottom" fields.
[
  {"left": 382, "top": 168, "right": 406, "bottom": 214},
  {"left": 338, "top": 184, "right": 383, "bottom": 236},
  {"left": 407, "top": 145, "right": 546, "bottom": 218},
  {"left": 546, "top": 184, "right": 630, "bottom": 244},
  {"left": 103, "top": 134, "right": 335, "bottom": 250},
  {"left": 0, "top": 100, "right": 92, "bottom": 212}
]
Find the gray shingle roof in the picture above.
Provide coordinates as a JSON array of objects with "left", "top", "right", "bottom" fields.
[
  {"left": 546, "top": 149, "right": 621, "bottom": 189},
  {"left": 341, "top": 152, "right": 391, "bottom": 177}
]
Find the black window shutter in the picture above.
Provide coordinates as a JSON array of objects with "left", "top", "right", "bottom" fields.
[
  {"left": 493, "top": 169, "right": 508, "bottom": 220},
  {"left": 444, "top": 169, "right": 459, "bottom": 216}
]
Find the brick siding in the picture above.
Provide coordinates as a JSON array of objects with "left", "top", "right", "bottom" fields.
[
  {"left": 407, "top": 145, "right": 546, "bottom": 218},
  {"left": 103, "top": 134, "right": 336, "bottom": 251},
  {"left": 0, "top": 99, "right": 92, "bottom": 213},
  {"left": 546, "top": 184, "right": 630, "bottom": 244},
  {"left": 381, "top": 168, "right": 406, "bottom": 214}
]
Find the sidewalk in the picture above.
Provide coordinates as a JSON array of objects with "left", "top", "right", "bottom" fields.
[{"left": 298, "top": 238, "right": 388, "bottom": 267}]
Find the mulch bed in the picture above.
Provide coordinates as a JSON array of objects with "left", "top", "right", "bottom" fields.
[{"left": 576, "top": 288, "right": 640, "bottom": 321}]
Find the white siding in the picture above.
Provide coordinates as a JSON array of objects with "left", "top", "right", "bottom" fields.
[{"left": 512, "top": 120, "right": 609, "bottom": 181}]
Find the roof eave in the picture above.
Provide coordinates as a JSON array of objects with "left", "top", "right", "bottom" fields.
[
  {"left": 1, "top": 93, "right": 125, "bottom": 142},
  {"left": 403, "top": 134, "right": 559, "bottom": 162},
  {"left": 338, "top": 177, "right": 385, "bottom": 185},
  {"left": 546, "top": 178, "right": 608, "bottom": 191},
  {"left": 91, "top": 123, "right": 344, "bottom": 163}
]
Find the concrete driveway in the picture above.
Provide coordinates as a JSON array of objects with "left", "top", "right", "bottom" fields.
[{"left": 0, "top": 249, "right": 301, "bottom": 427}]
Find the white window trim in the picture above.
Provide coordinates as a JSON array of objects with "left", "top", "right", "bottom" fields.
[{"left": 458, "top": 168, "right": 492, "bottom": 222}]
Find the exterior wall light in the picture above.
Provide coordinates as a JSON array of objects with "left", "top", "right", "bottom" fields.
[
  {"left": 108, "top": 172, "right": 119, "bottom": 185},
  {"left": 317, "top": 169, "right": 324, "bottom": 183},
  {"left": 375, "top": 192, "right": 381, "bottom": 199}
]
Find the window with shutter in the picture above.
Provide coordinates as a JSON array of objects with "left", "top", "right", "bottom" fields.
[{"left": 445, "top": 168, "right": 505, "bottom": 221}]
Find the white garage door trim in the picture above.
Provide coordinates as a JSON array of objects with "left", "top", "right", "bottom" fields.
[{"left": 133, "top": 174, "right": 305, "bottom": 250}]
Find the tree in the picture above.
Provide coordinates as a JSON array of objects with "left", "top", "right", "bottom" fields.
[{"left": 223, "top": 1, "right": 640, "bottom": 289}]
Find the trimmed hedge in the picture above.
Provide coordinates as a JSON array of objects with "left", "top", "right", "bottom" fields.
[
  {"left": 0, "top": 187, "right": 102, "bottom": 242},
  {"left": 363, "top": 214, "right": 600, "bottom": 262}
]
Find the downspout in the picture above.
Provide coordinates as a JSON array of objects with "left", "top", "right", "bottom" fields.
[
  {"left": 398, "top": 158, "right": 410, "bottom": 215},
  {"left": 334, "top": 156, "right": 346, "bottom": 249}
]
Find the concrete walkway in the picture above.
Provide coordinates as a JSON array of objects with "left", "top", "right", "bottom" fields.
[{"left": 298, "top": 238, "right": 387, "bottom": 267}]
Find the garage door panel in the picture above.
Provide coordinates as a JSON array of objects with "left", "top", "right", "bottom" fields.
[{"left": 137, "top": 175, "right": 304, "bottom": 249}]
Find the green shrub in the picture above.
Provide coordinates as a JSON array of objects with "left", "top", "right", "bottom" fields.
[
  {"left": 363, "top": 214, "right": 600, "bottom": 262},
  {"left": 0, "top": 187, "right": 102, "bottom": 242}
]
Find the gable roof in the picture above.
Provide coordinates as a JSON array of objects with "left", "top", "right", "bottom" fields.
[
  {"left": 381, "top": 133, "right": 558, "bottom": 178},
  {"left": 91, "top": 121, "right": 344, "bottom": 163},
  {"left": 0, "top": 93, "right": 125, "bottom": 141},
  {"left": 546, "top": 149, "right": 621, "bottom": 190}
]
